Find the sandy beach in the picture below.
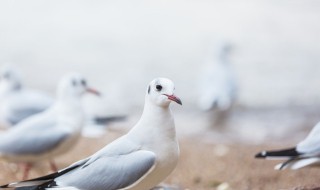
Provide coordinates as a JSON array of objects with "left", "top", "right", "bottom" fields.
[
  {"left": 1, "top": 106, "right": 320, "bottom": 190},
  {"left": 1, "top": 131, "right": 319, "bottom": 190}
]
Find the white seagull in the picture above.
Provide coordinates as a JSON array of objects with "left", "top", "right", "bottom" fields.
[
  {"left": 0, "top": 77, "right": 182, "bottom": 190},
  {"left": 255, "top": 122, "right": 320, "bottom": 170},
  {"left": 0, "top": 65, "right": 125, "bottom": 132},
  {"left": 0, "top": 73, "right": 100, "bottom": 180},
  {"left": 198, "top": 42, "right": 237, "bottom": 111},
  {"left": 0, "top": 65, "right": 53, "bottom": 128}
]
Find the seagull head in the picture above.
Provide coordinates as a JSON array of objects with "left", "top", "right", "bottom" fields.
[
  {"left": 146, "top": 78, "right": 182, "bottom": 107},
  {"left": 57, "top": 73, "right": 100, "bottom": 99},
  {"left": 0, "top": 64, "right": 22, "bottom": 92}
]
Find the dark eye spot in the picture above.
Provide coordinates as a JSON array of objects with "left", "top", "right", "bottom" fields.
[
  {"left": 81, "top": 79, "right": 87, "bottom": 86},
  {"left": 156, "top": 85, "right": 162, "bottom": 91},
  {"left": 148, "top": 85, "right": 150, "bottom": 94}
]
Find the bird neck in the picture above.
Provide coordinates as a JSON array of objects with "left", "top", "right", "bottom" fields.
[
  {"left": 55, "top": 95, "right": 83, "bottom": 114},
  {"left": 142, "top": 100, "right": 172, "bottom": 122},
  {"left": 52, "top": 98, "right": 84, "bottom": 131},
  {"left": 128, "top": 98, "right": 176, "bottom": 142}
]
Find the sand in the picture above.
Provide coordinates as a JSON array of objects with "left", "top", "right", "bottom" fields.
[{"left": 0, "top": 129, "right": 320, "bottom": 190}]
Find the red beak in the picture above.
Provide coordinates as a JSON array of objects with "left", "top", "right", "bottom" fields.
[
  {"left": 164, "top": 94, "right": 182, "bottom": 105},
  {"left": 86, "top": 87, "right": 101, "bottom": 96}
]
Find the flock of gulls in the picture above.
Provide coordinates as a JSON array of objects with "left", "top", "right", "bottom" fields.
[
  {"left": 0, "top": 65, "right": 182, "bottom": 190},
  {"left": 0, "top": 44, "right": 319, "bottom": 190}
]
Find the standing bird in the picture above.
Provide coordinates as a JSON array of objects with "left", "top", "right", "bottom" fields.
[
  {"left": 0, "top": 65, "right": 53, "bottom": 128},
  {"left": 0, "top": 77, "right": 182, "bottom": 190},
  {"left": 255, "top": 122, "right": 320, "bottom": 170},
  {"left": 198, "top": 42, "right": 237, "bottom": 112},
  {"left": 198, "top": 42, "right": 237, "bottom": 128},
  {"left": 0, "top": 65, "right": 125, "bottom": 132},
  {"left": 0, "top": 73, "right": 100, "bottom": 180}
]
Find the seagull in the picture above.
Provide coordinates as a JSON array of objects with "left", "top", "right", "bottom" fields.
[
  {"left": 0, "top": 77, "right": 182, "bottom": 190},
  {"left": 0, "top": 73, "right": 100, "bottom": 180},
  {"left": 198, "top": 42, "right": 237, "bottom": 112},
  {"left": 255, "top": 122, "right": 320, "bottom": 170},
  {"left": 0, "top": 65, "right": 53, "bottom": 128},
  {"left": 0, "top": 64, "right": 125, "bottom": 131}
]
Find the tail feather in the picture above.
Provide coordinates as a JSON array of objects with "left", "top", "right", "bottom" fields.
[
  {"left": 275, "top": 157, "right": 320, "bottom": 170},
  {"left": 255, "top": 147, "right": 300, "bottom": 159},
  {"left": 14, "top": 180, "right": 56, "bottom": 190},
  {"left": 0, "top": 188, "right": 44, "bottom": 190},
  {"left": 0, "top": 180, "right": 52, "bottom": 189},
  {"left": 274, "top": 158, "right": 297, "bottom": 170},
  {"left": 0, "top": 161, "right": 82, "bottom": 189},
  {"left": 93, "top": 116, "right": 126, "bottom": 125}
]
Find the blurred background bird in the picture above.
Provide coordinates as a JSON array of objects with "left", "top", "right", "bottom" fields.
[
  {"left": 198, "top": 41, "right": 237, "bottom": 112},
  {"left": 0, "top": 73, "right": 99, "bottom": 180},
  {"left": 0, "top": 64, "right": 126, "bottom": 137},
  {"left": 0, "top": 64, "right": 53, "bottom": 128},
  {"left": 198, "top": 41, "right": 237, "bottom": 128}
]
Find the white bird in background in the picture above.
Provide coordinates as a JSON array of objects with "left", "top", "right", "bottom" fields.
[
  {"left": 0, "top": 65, "right": 53, "bottom": 128},
  {"left": 0, "top": 73, "right": 100, "bottom": 180},
  {"left": 255, "top": 122, "right": 320, "bottom": 170},
  {"left": 0, "top": 64, "right": 126, "bottom": 134},
  {"left": 198, "top": 42, "right": 237, "bottom": 112},
  {"left": 0, "top": 77, "right": 182, "bottom": 190}
]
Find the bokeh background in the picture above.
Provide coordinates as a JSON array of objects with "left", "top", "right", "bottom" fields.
[
  {"left": 1, "top": 0, "right": 320, "bottom": 189},
  {"left": 1, "top": 0, "right": 320, "bottom": 107}
]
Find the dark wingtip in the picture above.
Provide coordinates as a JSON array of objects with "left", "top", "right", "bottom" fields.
[
  {"left": 255, "top": 151, "right": 267, "bottom": 158},
  {"left": 94, "top": 116, "right": 127, "bottom": 125},
  {"left": 0, "top": 184, "right": 8, "bottom": 188},
  {"left": 255, "top": 147, "right": 300, "bottom": 159}
]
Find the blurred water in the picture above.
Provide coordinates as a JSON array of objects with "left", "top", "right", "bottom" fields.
[
  {"left": 1, "top": 0, "right": 320, "bottom": 143},
  {"left": 0, "top": 0, "right": 320, "bottom": 110}
]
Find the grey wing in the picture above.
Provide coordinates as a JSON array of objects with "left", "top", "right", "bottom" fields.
[
  {"left": 6, "top": 91, "right": 53, "bottom": 125},
  {"left": 56, "top": 150, "right": 156, "bottom": 190},
  {"left": 7, "top": 108, "right": 47, "bottom": 125},
  {"left": 0, "top": 126, "right": 69, "bottom": 155}
]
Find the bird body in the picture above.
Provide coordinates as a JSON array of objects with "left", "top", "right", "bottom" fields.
[
  {"left": 0, "top": 73, "right": 99, "bottom": 179},
  {"left": 255, "top": 122, "right": 320, "bottom": 170},
  {"left": 0, "top": 105, "right": 83, "bottom": 163},
  {"left": 122, "top": 99, "right": 179, "bottom": 190},
  {"left": 198, "top": 42, "right": 236, "bottom": 111}
]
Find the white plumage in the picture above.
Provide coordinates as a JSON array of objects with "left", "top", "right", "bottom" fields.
[
  {"left": 0, "top": 73, "right": 100, "bottom": 179},
  {"left": 198, "top": 42, "right": 237, "bottom": 111}
]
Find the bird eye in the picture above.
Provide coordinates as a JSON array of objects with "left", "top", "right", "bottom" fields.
[
  {"left": 81, "top": 79, "right": 87, "bottom": 86},
  {"left": 156, "top": 85, "right": 162, "bottom": 91}
]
